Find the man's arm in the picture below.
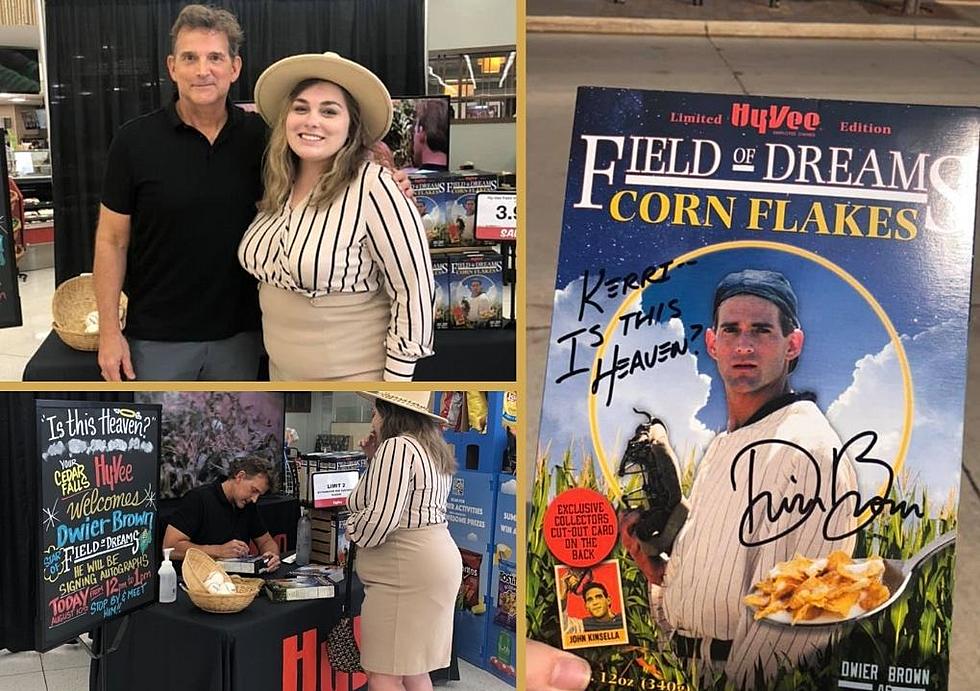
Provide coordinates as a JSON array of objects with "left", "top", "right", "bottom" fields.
[
  {"left": 162, "top": 524, "right": 250, "bottom": 561},
  {"left": 93, "top": 204, "right": 135, "bottom": 381},
  {"left": 253, "top": 531, "right": 281, "bottom": 571},
  {"left": 557, "top": 573, "right": 584, "bottom": 635},
  {"left": 369, "top": 142, "right": 415, "bottom": 201},
  {"left": 620, "top": 511, "right": 668, "bottom": 585},
  {"left": 390, "top": 167, "right": 415, "bottom": 201}
]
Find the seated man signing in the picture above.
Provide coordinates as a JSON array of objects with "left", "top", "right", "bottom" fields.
[{"left": 163, "top": 456, "right": 281, "bottom": 571}]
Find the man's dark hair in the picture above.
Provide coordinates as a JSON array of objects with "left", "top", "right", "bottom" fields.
[
  {"left": 227, "top": 455, "right": 274, "bottom": 487},
  {"left": 415, "top": 99, "right": 449, "bottom": 154},
  {"left": 170, "top": 4, "right": 244, "bottom": 58},
  {"left": 583, "top": 582, "right": 610, "bottom": 600}
]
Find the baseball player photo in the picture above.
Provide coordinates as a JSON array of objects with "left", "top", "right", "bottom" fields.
[
  {"left": 555, "top": 560, "right": 629, "bottom": 650},
  {"left": 619, "top": 269, "right": 858, "bottom": 685},
  {"left": 414, "top": 195, "right": 443, "bottom": 242},
  {"left": 452, "top": 194, "right": 477, "bottom": 244}
]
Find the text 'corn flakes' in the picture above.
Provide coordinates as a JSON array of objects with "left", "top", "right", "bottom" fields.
[{"left": 744, "top": 551, "right": 890, "bottom": 624}]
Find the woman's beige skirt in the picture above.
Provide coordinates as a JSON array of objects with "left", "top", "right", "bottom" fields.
[
  {"left": 355, "top": 524, "right": 462, "bottom": 675},
  {"left": 259, "top": 283, "right": 389, "bottom": 380}
]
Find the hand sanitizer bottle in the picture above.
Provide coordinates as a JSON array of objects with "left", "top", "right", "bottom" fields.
[
  {"left": 296, "top": 509, "right": 312, "bottom": 566},
  {"left": 158, "top": 548, "right": 177, "bottom": 603}
]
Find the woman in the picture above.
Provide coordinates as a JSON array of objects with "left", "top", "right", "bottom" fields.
[
  {"left": 346, "top": 391, "right": 461, "bottom": 691},
  {"left": 238, "top": 53, "right": 435, "bottom": 381}
]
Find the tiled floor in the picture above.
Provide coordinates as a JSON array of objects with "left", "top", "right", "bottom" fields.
[
  {"left": 0, "top": 267, "right": 54, "bottom": 381},
  {"left": 0, "top": 640, "right": 509, "bottom": 691},
  {"left": 0, "top": 636, "right": 90, "bottom": 691}
]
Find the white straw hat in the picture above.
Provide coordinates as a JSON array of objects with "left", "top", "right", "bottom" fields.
[
  {"left": 358, "top": 391, "right": 449, "bottom": 425},
  {"left": 253, "top": 51, "right": 393, "bottom": 142}
]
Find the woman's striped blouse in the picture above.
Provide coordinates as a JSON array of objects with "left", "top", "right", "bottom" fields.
[
  {"left": 346, "top": 435, "right": 452, "bottom": 549},
  {"left": 237, "top": 161, "right": 435, "bottom": 380}
]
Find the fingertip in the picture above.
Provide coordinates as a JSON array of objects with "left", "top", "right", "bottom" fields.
[{"left": 550, "top": 655, "right": 592, "bottom": 691}]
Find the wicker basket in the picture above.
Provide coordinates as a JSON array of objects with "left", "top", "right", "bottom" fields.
[
  {"left": 183, "top": 548, "right": 262, "bottom": 614},
  {"left": 51, "top": 274, "right": 128, "bottom": 352}
]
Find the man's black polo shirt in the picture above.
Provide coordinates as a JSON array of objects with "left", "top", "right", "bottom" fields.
[
  {"left": 168, "top": 481, "right": 269, "bottom": 548},
  {"left": 101, "top": 99, "right": 266, "bottom": 341}
]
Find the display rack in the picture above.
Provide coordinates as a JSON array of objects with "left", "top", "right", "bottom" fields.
[
  {"left": 437, "top": 391, "right": 508, "bottom": 474},
  {"left": 436, "top": 391, "right": 517, "bottom": 683},
  {"left": 13, "top": 174, "right": 53, "bottom": 271}
]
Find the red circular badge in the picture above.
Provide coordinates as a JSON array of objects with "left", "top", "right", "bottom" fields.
[{"left": 543, "top": 488, "right": 618, "bottom": 567}]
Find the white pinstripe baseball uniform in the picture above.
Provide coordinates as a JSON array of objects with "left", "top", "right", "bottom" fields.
[
  {"left": 659, "top": 398, "right": 858, "bottom": 685},
  {"left": 238, "top": 161, "right": 435, "bottom": 380}
]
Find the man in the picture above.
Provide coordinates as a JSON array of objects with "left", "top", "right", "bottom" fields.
[
  {"left": 464, "top": 278, "right": 492, "bottom": 324},
  {"left": 455, "top": 196, "right": 476, "bottom": 244},
  {"left": 412, "top": 98, "right": 449, "bottom": 171},
  {"left": 95, "top": 5, "right": 264, "bottom": 381},
  {"left": 559, "top": 576, "right": 623, "bottom": 634},
  {"left": 163, "top": 456, "right": 281, "bottom": 571},
  {"left": 94, "top": 5, "right": 412, "bottom": 381},
  {"left": 416, "top": 197, "right": 441, "bottom": 241},
  {"left": 622, "top": 269, "right": 858, "bottom": 685}
]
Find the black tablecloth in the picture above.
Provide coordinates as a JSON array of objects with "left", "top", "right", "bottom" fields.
[
  {"left": 23, "top": 331, "right": 101, "bottom": 381},
  {"left": 24, "top": 328, "right": 515, "bottom": 382},
  {"left": 415, "top": 327, "right": 516, "bottom": 381},
  {"left": 91, "top": 574, "right": 358, "bottom": 691},
  {"left": 90, "top": 565, "right": 458, "bottom": 691}
]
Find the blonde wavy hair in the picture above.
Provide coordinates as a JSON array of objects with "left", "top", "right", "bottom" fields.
[
  {"left": 258, "top": 78, "right": 371, "bottom": 212},
  {"left": 375, "top": 399, "right": 456, "bottom": 476}
]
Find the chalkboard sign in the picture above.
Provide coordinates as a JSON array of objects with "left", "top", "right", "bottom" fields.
[
  {"left": 0, "top": 133, "right": 23, "bottom": 328},
  {"left": 35, "top": 400, "right": 161, "bottom": 651}
]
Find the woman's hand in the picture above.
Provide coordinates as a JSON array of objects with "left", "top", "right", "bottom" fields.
[{"left": 359, "top": 430, "right": 379, "bottom": 459}]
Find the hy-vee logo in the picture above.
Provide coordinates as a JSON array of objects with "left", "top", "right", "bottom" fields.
[{"left": 730, "top": 102, "right": 821, "bottom": 135}]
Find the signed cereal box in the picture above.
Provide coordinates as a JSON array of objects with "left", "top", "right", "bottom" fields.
[{"left": 528, "top": 89, "right": 979, "bottom": 691}]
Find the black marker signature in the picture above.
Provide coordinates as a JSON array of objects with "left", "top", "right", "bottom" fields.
[{"left": 730, "top": 431, "right": 924, "bottom": 548}]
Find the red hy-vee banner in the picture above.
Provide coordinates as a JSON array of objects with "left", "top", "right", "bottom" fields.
[{"left": 281, "top": 616, "right": 367, "bottom": 691}]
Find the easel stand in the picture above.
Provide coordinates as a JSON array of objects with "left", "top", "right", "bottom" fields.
[{"left": 76, "top": 616, "right": 130, "bottom": 691}]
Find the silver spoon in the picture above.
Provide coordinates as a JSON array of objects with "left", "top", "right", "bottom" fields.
[{"left": 756, "top": 530, "right": 956, "bottom": 627}]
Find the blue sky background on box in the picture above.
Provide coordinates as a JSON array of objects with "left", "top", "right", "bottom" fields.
[{"left": 539, "top": 89, "right": 979, "bottom": 508}]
